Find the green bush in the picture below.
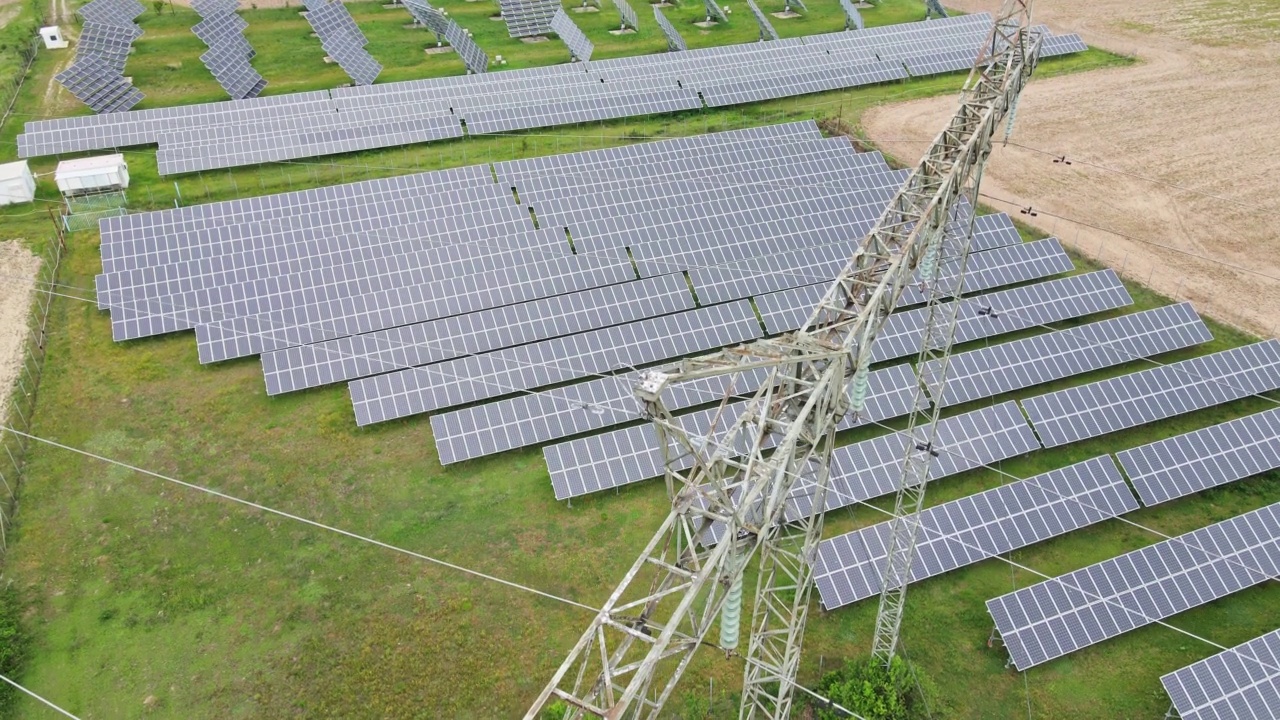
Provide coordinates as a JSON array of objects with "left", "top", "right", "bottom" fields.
[
  {"left": 0, "top": 583, "right": 29, "bottom": 713},
  {"left": 811, "top": 656, "right": 934, "bottom": 720},
  {"left": 538, "top": 700, "right": 569, "bottom": 720}
]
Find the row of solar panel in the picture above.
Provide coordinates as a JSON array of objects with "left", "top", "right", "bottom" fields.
[
  {"left": 54, "top": 0, "right": 146, "bottom": 113},
  {"left": 21, "top": 14, "right": 1088, "bottom": 170},
  {"left": 191, "top": 0, "right": 268, "bottom": 100},
  {"left": 304, "top": 0, "right": 382, "bottom": 86},
  {"left": 542, "top": 301, "right": 1212, "bottom": 500}
]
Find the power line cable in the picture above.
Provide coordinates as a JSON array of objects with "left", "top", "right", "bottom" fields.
[{"left": 0, "top": 673, "right": 81, "bottom": 719}]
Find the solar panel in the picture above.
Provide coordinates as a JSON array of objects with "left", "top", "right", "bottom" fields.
[
  {"left": 1117, "top": 407, "right": 1280, "bottom": 507},
  {"left": 652, "top": 6, "right": 687, "bottom": 51},
  {"left": 434, "top": 366, "right": 776, "bottom": 465},
  {"left": 403, "top": 0, "right": 451, "bottom": 36},
  {"left": 1039, "top": 33, "right": 1088, "bottom": 57},
  {"left": 1022, "top": 339, "right": 1280, "bottom": 448},
  {"left": 305, "top": 0, "right": 382, "bottom": 85},
  {"left": 1161, "top": 628, "right": 1280, "bottom": 720},
  {"left": 745, "top": 0, "right": 781, "bottom": 41},
  {"left": 193, "top": 8, "right": 267, "bottom": 100},
  {"left": 814, "top": 456, "right": 1138, "bottom": 610},
  {"left": 841, "top": 0, "right": 864, "bottom": 30},
  {"left": 349, "top": 300, "right": 764, "bottom": 425},
  {"left": 260, "top": 273, "right": 695, "bottom": 395},
  {"left": 499, "top": 0, "right": 559, "bottom": 37},
  {"left": 691, "top": 236, "right": 1074, "bottom": 308},
  {"left": 57, "top": 9, "right": 146, "bottom": 113},
  {"left": 444, "top": 21, "right": 489, "bottom": 74},
  {"left": 543, "top": 363, "right": 921, "bottom": 499},
  {"left": 703, "top": 0, "right": 727, "bottom": 23},
  {"left": 786, "top": 400, "right": 1042, "bottom": 520},
  {"left": 191, "top": 0, "right": 239, "bottom": 16},
  {"left": 550, "top": 9, "right": 595, "bottom": 63},
  {"left": 904, "top": 48, "right": 980, "bottom": 77},
  {"left": 924, "top": 302, "right": 1212, "bottom": 408},
  {"left": 611, "top": 0, "right": 638, "bottom": 30},
  {"left": 78, "top": 0, "right": 144, "bottom": 25},
  {"left": 987, "top": 500, "right": 1280, "bottom": 671}
]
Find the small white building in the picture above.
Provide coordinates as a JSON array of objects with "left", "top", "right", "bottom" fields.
[
  {"left": 55, "top": 154, "right": 129, "bottom": 196},
  {"left": 39, "top": 26, "right": 68, "bottom": 50},
  {"left": 0, "top": 161, "right": 36, "bottom": 206}
]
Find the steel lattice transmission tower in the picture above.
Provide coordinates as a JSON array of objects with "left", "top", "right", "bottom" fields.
[{"left": 524, "top": 3, "right": 1042, "bottom": 718}]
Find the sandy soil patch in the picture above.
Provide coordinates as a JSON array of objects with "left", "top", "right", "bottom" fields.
[
  {"left": 861, "top": 0, "right": 1280, "bottom": 336},
  {"left": 0, "top": 241, "right": 42, "bottom": 422},
  {"left": 0, "top": 5, "right": 21, "bottom": 29}
]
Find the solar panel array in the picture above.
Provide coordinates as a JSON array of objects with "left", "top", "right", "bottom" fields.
[
  {"left": 543, "top": 363, "right": 921, "bottom": 500},
  {"left": 612, "top": 0, "right": 638, "bottom": 30},
  {"left": 89, "top": 121, "right": 1068, "bottom": 470},
  {"left": 404, "top": 0, "right": 451, "bottom": 37},
  {"left": 923, "top": 302, "right": 1212, "bottom": 408},
  {"left": 443, "top": 20, "right": 489, "bottom": 75},
  {"left": 745, "top": 0, "right": 781, "bottom": 41},
  {"left": 1022, "top": 339, "right": 1280, "bottom": 448},
  {"left": 987, "top": 501, "right": 1280, "bottom": 671},
  {"left": 1161, "top": 628, "right": 1280, "bottom": 720},
  {"left": 814, "top": 456, "right": 1138, "bottom": 610},
  {"left": 653, "top": 6, "right": 687, "bottom": 52},
  {"left": 55, "top": 0, "right": 145, "bottom": 113},
  {"left": 434, "top": 257, "right": 1111, "bottom": 468},
  {"left": 498, "top": 0, "right": 560, "bottom": 38},
  {"left": 304, "top": 0, "right": 382, "bottom": 86},
  {"left": 192, "top": 0, "right": 267, "bottom": 100},
  {"left": 19, "top": 14, "right": 1089, "bottom": 171},
  {"left": 403, "top": 0, "right": 489, "bottom": 74},
  {"left": 1118, "top": 407, "right": 1280, "bottom": 507},
  {"left": 550, "top": 9, "right": 594, "bottom": 63}
]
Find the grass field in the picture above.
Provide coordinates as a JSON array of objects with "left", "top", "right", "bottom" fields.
[{"left": 5, "top": 2, "right": 1274, "bottom": 719}]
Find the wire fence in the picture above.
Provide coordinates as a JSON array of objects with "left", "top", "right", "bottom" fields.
[
  {"left": 0, "top": 36, "right": 42, "bottom": 135},
  {"left": 0, "top": 230, "right": 66, "bottom": 556}
]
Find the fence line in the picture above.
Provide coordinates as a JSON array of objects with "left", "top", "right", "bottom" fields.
[
  {"left": 0, "top": 8, "right": 46, "bottom": 137},
  {"left": 0, "top": 229, "right": 66, "bottom": 556}
]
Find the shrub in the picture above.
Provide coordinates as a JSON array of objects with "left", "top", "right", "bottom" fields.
[
  {"left": 0, "top": 584, "right": 29, "bottom": 713},
  {"left": 811, "top": 656, "right": 934, "bottom": 720}
]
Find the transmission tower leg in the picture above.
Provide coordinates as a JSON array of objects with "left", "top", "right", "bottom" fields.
[
  {"left": 739, "top": 369, "right": 842, "bottom": 719},
  {"left": 870, "top": 166, "right": 989, "bottom": 665}
]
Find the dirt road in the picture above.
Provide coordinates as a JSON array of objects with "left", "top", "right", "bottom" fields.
[
  {"left": 862, "top": 0, "right": 1280, "bottom": 336},
  {"left": 0, "top": 241, "right": 41, "bottom": 421}
]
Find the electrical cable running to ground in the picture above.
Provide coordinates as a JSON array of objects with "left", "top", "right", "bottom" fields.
[{"left": 0, "top": 673, "right": 81, "bottom": 719}]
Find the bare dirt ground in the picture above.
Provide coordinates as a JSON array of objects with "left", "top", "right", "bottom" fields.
[
  {"left": 0, "top": 241, "right": 42, "bottom": 421},
  {"left": 862, "top": 0, "right": 1280, "bottom": 336}
]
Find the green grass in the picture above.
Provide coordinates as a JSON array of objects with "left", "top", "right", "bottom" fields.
[{"left": 0, "top": 3, "right": 1232, "bottom": 718}]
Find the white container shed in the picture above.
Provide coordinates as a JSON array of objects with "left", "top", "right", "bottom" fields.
[
  {"left": 39, "top": 26, "right": 69, "bottom": 49},
  {"left": 55, "top": 154, "right": 129, "bottom": 195},
  {"left": 0, "top": 160, "right": 36, "bottom": 206}
]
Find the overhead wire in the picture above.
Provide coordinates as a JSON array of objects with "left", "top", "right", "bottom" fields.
[
  {"left": 0, "top": 673, "right": 81, "bottom": 719},
  {"left": 0, "top": 422, "right": 870, "bottom": 718}
]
